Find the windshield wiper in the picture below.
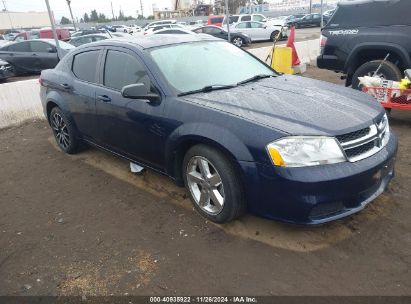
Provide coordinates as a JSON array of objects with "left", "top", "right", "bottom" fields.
[
  {"left": 178, "top": 84, "right": 237, "bottom": 97},
  {"left": 237, "top": 74, "right": 274, "bottom": 86}
]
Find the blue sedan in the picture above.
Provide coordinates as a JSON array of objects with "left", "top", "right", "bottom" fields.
[{"left": 39, "top": 35, "right": 397, "bottom": 224}]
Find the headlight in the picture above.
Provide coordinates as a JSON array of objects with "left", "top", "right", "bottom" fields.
[{"left": 266, "top": 136, "right": 346, "bottom": 167}]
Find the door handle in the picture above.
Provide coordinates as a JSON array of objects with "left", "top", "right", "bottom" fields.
[
  {"left": 97, "top": 95, "right": 111, "bottom": 102},
  {"left": 60, "top": 83, "right": 72, "bottom": 90},
  {"left": 32, "top": 53, "right": 37, "bottom": 56}
]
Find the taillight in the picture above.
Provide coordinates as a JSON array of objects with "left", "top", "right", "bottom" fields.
[{"left": 320, "top": 35, "right": 327, "bottom": 48}]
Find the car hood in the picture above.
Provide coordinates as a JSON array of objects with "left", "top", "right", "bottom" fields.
[{"left": 181, "top": 75, "right": 383, "bottom": 136}]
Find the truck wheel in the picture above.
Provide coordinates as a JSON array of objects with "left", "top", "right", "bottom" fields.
[{"left": 351, "top": 60, "right": 402, "bottom": 90}]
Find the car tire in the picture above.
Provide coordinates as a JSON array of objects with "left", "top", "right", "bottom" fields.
[
  {"left": 49, "top": 107, "right": 79, "bottom": 154},
  {"left": 295, "top": 23, "right": 300, "bottom": 29},
  {"left": 231, "top": 36, "right": 244, "bottom": 47},
  {"left": 351, "top": 60, "right": 402, "bottom": 90},
  {"left": 183, "top": 144, "right": 246, "bottom": 223},
  {"left": 270, "top": 30, "right": 280, "bottom": 41}
]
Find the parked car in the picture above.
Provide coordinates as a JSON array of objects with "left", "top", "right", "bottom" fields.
[
  {"left": 112, "top": 25, "right": 132, "bottom": 33},
  {"left": 37, "top": 28, "right": 71, "bottom": 41},
  {"left": 288, "top": 13, "right": 328, "bottom": 28},
  {"left": 13, "top": 30, "right": 40, "bottom": 42},
  {"left": 71, "top": 29, "right": 107, "bottom": 37},
  {"left": 129, "top": 25, "right": 142, "bottom": 32},
  {"left": 153, "top": 29, "right": 195, "bottom": 35},
  {"left": 207, "top": 15, "right": 224, "bottom": 27},
  {"left": 3, "top": 29, "right": 22, "bottom": 41},
  {"left": 0, "top": 39, "right": 74, "bottom": 75},
  {"left": 144, "top": 24, "right": 184, "bottom": 35},
  {"left": 39, "top": 35, "right": 397, "bottom": 224},
  {"left": 226, "top": 14, "right": 267, "bottom": 24},
  {"left": 192, "top": 25, "right": 251, "bottom": 47},
  {"left": 69, "top": 34, "right": 110, "bottom": 47},
  {"left": 0, "top": 59, "right": 14, "bottom": 80},
  {"left": 143, "top": 20, "right": 176, "bottom": 30},
  {"left": 270, "top": 14, "right": 306, "bottom": 27},
  {"left": 231, "top": 21, "right": 286, "bottom": 41},
  {"left": 317, "top": 0, "right": 409, "bottom": 89},
  {"left": 110, "top": 32, "right": 131, "bottom": 38}
]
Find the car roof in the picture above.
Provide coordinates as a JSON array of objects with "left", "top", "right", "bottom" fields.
[
  {"left": 71, "top": 33, "right": 110, "bottom": 39},
  {"left": 84, "top": 34, "right": 219, "bottom": 50}
]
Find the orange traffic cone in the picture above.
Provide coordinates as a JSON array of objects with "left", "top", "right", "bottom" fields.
[{"left": 286, "top": 26, "right": 300, "bottom": 66}]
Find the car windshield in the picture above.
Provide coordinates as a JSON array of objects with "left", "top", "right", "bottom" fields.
[{"left": 148, "top": 41, "right": 275, "bottom": 94}]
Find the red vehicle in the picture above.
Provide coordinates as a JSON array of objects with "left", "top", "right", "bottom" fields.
[
  {"left": 13, "top": 28, "right": 70, "bottom": 42},
  {"left": 207, "top": 15, "right": 224, "bottom": 27}
]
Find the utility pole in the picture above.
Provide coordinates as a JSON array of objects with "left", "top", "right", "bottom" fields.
[
  {"left": 139, "top": 0, "right": 144, "bottom": 18},
  {"left": 2, "top": 0, "right": 14, "bottom": 28},
  {"left": 111, "top": 1, "right": 115, "bottom": 20},
  {"left": 66, "top": 0, "right": 77, "bottom": 31},
  {"left": 45, "top": 0, "right": 63, "bottom": 60},
  {"left": 320, "top": 0, "right": 324, "bottom": 28},
  {"left": 309, "top": 0, "right": 312, "bottom": 14},
  {"left": 224, "top": 0, "right": 230, "bottom": 42}
]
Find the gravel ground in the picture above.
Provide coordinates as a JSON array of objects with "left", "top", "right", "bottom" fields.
[{"left": 0, "top": 67, "right": 410, "bottom": 297}]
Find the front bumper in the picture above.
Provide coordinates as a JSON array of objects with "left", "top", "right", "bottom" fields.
[
  {"left": 0, "top": 65, "right": 14, "bottom": 80},
  {"left": 240, "top": 132, "right": 398, "bottom": 224}
]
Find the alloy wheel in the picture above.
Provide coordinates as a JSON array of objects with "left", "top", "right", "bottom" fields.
[
  {"left": 233, "top": 37, "right": 243, "bottom": 47},
  {"left": 186, "top": 156, "right": 225, "bottom": 215},
  {"left": 51, "top": 112, "right": 70, "bottom": 149}
]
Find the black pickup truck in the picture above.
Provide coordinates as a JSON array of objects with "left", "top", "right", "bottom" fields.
[{"left": 317, "top": 0, "right": 411, "bottom": 89}]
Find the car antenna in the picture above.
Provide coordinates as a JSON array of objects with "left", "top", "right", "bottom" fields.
[{"left": 373, "top": 53, "right": 390, "bottom": 77}]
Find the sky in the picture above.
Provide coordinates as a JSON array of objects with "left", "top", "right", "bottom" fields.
[{"left": 2, "top": 0, "right": 174, "bottom": 20}]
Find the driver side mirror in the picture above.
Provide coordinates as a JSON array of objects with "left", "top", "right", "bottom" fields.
[
  {"left": 121, "top": 83, "right": 160, "bottom": 102},
  {"left": 405, "top": 69, "right": 411, "bottom": 80}
]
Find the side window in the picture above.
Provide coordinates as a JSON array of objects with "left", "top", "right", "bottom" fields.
[
  {"left": 30, "top": 41, "right": 52, "bottom": 53},
  {"left": 241, "top": 15, "right": 251, "bottom": 21},
  {"left": 93, "top": 36, "right": 106, "bottom": 42},
  {"left": 103, "top": 50, "right": 150, "bottom": 91},
  {"left": 250, "top": 22, "right": 263, "bottom": 28},
  {"left": 253, "top": 15, "right": 264, "bottom": 22},
  {"left": 236, "top": 22, "right": 247, "bottom": 29},
  {"left": 8, "top": 42, "right": 30, "bottom": 52},
  {"left": 204, "top": 27, "right": 220, "bottom": 34},
  {"left": 193, "top": 28, "right": 203, "bottom": 33},
  {"left": 72, "top": 50, "right": 100, "bottom": 83}
]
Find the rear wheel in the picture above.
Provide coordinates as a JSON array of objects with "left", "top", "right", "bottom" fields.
[
  {"left": 232, "top": 36, "right": 244, "bottom": 47},
  {"left": 49, "top": 107, "right": 79, "bottom": 154},
  {"left": 351, "top": 60, "right": 402, "bottom": 90},
  {"left": 183, "top": 144, "right": 246, "bottom": 223}
]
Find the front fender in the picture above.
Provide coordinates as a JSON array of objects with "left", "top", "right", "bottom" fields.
[{"left": 164, "top": 122, "right": 254, "bottom": 179}]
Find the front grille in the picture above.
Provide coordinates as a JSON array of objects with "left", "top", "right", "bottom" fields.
[
  {"left": 336, "top": 127, "right": 370, "bottom": 144},
  {"left": 336, "top": 115, "right": 389, "bottom": 162},
  {"left": 344, "top": 140, "right": 376, "bottom": 158}
]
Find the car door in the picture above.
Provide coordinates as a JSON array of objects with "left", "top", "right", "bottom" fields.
[
  {"left": 235, "top": 22, "right": 252, "bottom": 39},
  {"left": 67, "top": 48, "right": 103, "bottom": 139},
  {"left": 312, "top": 14, "right": 321, "bottom": 27},
  {"left": 249, "top": 22, "right": 266, "bottom": 40},
  {"left": 0, "top": 41, "right": 32, "bottom": 74},
  {"left": 301, "top": 15, "right": 312, "bottom": 27},
  {"left": 29, "top": 41, "right": 59, "bottom": 72},
  {"left": 94, "top": 47, "right": 165, "bottom": 168}
]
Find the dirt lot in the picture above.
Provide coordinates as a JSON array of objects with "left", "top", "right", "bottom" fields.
[{"left": 0, "top": 68, "right": 411, "bottom": 297}]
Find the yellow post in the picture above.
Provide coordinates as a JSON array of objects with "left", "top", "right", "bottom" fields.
[{"left": 271, "top": 46, "right": 294, "bottom": 75}]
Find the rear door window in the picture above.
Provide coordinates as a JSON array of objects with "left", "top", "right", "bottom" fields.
[
  {"left": 7, "top": 41, "right": 30, "bottom": 52},
  {"left": 72, "top": 50, "right": 100, "bottom": 83},
  {"left": 241, "top": 15, "right": 251, "bottom": 21},
  {"left": 103, "top": 50, "right": 151, "bottom": 91},
  {"left": 30, "top": 41, "right": 51, "bottom": 52}
]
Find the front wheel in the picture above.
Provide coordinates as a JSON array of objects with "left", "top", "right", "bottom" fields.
[
  {"left": 231, "top": 36, "right": 244, "bottom": 47},
  {"left": 270, "top": 30, "right": 280, "bottom": 41},
  {"left": 183, "top": 145, "right": 246, "bottom": 223},
  {"left": 49, "top": 107, "right": 79, "bottom": 154}
]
